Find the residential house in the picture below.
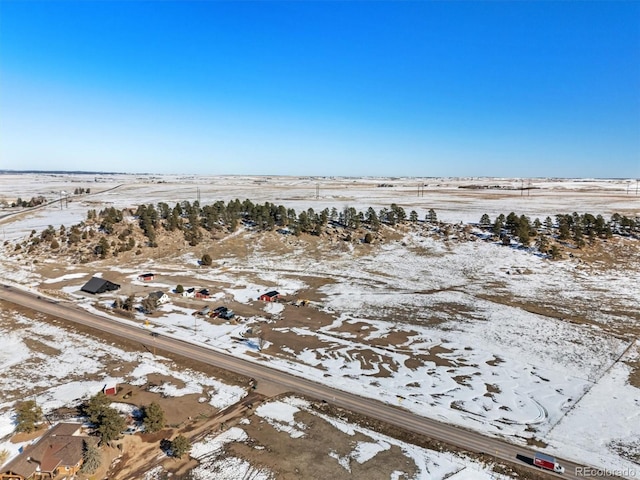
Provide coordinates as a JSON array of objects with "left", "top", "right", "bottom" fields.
[
  {"left": 147, "top": 291, "right": 169, "bottom": 305},
  {"left": 182, "top": 287, "right": 196, "bottom": 298},
  {"left": 0, "top": 423, "right": 86, "bottom": 480},
  {"left": 137, "top": 273, "right": 154, "bottom": 282}
]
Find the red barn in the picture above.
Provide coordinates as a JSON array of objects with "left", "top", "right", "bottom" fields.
[{"left": 259, "top": 291, "right": 280, "bottom": 302}]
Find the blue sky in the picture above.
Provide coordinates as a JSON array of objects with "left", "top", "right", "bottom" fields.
[{"left": 1, "top": 1, "right": 638, "bottom": 178}]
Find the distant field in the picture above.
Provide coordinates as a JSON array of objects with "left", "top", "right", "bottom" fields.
[{"left": 1, "top": 174, "right": 638, "bottom": 478}]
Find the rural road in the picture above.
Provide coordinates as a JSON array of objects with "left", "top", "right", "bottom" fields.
[{"left": 0, "top": 285, "right": 627, "bottom": 480}]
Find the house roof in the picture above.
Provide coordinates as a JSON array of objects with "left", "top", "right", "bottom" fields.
[
  {"left": 148, "top": 291, "right": 166, "bottom": 300},
  {"left": 139, "top": 273, "right": 154, "bottom": 277},
  {"left": 1, "top": 423, "right": 85, "bottom": 478},
  {"left": 81, "top": 276, "right": 120, "bottom": 294},
  {"left": 263, "top": 290, "right": 280, "bottom": 297}
]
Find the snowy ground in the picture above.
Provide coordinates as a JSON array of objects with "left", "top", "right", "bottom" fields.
[
  {"left": 1, "top": 174, "right": 639, "bottom": 476},
  {"left": 147, "top": 396, "right": 514, "bottom": 480},
  {"left": 0, "top": 309, "right": 246, "bottom": 462}
]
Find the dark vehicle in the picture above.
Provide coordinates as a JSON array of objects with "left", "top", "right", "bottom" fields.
[{"left": 212, "top": 306, "right": 235, "bottom": 320}]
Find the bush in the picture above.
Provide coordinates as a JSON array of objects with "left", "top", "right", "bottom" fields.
[{"left": 201, "top": 254, "right": 212, "bottom": 266}]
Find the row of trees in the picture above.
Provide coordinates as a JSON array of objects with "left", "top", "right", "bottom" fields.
[
  {"left": 11, "top": 196, "right": 47, "bottom": 208},
  {"left": 478, "top": 211, "right": 640, "bottom": 252},
  {"left": 128, "top": 199, "right": 439, "bottom": 246}
]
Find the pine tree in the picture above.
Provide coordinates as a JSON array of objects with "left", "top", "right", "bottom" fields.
[
  {"left": 15, "top": 400, "right": 43, "bottom": 433},
  {"left": 84, "top": 392, "right": 111, "bottom": 425},
  {"left": 80, "top": 439, "right": 101, "bottom": 474},
  {"left": 171, "top": 435, "right": 191, "bottom": 458},
  {"left": 143, "top": 402, "right": 165, "bottom": 433},
  {"left": 96, "top": 407, "right": 126, "bottom": 445}
]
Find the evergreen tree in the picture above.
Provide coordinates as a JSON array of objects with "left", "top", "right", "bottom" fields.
[
  {"left": 480, "top": 214, "right": 491, "bottom": 227},
  {"left": 142, "top": 402, "right": 165, "bottom": 433},
  {"left": 15, "top": 400, "right": 43, "bottom": 433},
  {"left": 550, "top": 244, "right": 562, "bottom": 260},
  {"left": 366, "top": 207, "right": 380, "bottom": 231},
  {"left": 84, "top": 392, "right": 112, "bottom": 425},
  {"left": 95, "top": 237, "right": 110, "bottom": 258},
  {"left": 80, "top": 439, "right": 101, "bottom": 474},
  {"left": 171, "top": 435, "right": 191, "bottom": 458},
  {"left": 409, "top": 210, "right": 418, "bottom": 222},
  {"left": 201, "top": 253, "right": 212, "bottom": 266},
  {"left": 96, "top": 407, "right": 126, "bottom": 445}
]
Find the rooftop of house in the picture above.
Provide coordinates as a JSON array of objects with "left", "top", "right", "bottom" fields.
[{"left": 1, "top": 423, "right": 86, "bottom": 479}]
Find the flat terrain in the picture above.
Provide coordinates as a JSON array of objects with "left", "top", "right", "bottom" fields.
[{"left": 1, "top": 174, "right": 639, "bottom": 479}]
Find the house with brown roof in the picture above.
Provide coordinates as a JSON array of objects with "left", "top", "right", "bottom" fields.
[{"left": 0, "top": 423, "right": 86, "bottom": 480}]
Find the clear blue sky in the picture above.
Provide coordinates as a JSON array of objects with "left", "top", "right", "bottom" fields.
[{"left": 1, "top": 1, "right": 638, "bottom": 178}]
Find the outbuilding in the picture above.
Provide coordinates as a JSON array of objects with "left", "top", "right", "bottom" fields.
[
  {"left": 259, "top": 291, "right": 280, "bottom": 302},
  {"left": 81, "top": 277, "right": 120, "bottom": 295}
]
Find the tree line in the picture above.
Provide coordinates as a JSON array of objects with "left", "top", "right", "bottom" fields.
[
  {"left": 478, "top": 211, "right": 640, "bottom": 256},
  {"left": 95, "top": 199, "right": 439, "bottom": 248}
]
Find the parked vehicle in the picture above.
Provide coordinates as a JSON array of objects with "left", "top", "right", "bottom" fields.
[
  {"left": 211, "top": 306, "right": 235, "bottom": 320},
  {"left": 533, "top": 452, "right": 564, "bottom": 474}
]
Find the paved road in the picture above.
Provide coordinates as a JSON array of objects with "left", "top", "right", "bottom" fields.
[{"left": 0, "top": 285, "right": 625, "bottom": 480}]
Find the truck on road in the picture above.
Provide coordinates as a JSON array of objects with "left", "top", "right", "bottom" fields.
[{"left": 534, "top": 452, "right": 565, "bottom": 474}]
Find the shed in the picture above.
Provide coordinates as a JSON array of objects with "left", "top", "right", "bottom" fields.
[
  {"left": 195, "top": 288, "right": 210, "bottom": 299},
  {"left": 259, "top": 290, "right": 280, "bottom": 302},
  {"left": 103, "top": 383, "right": 118, "bottom": 396},
  {"left": 138, "top": 273, "right": 154, "bottom": 281},
  {"left": 81, "top": 277, "right": 120, "bottom": 295}
]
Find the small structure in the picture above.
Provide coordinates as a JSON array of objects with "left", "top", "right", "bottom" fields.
[
  {"left": 211, "top": 306, "right": 234, "bottom": 320},
  {"left": 103, "top": 383, "right": 118, "bottom": 396},
  {"left": 81, "top": 276, "right": 120, "bottom": 294},
  {"left": 195, "top": 288, "right": 210, "bottom": 299},
  {"left": 259, "top": 291, "right": 280, "bottom": 302},
  {"left": 138, "top": 273, "right": 155, "bottom": 281},
  {"left": 147, "top": 291, "right": 169, "bottom": 305},
  {"left": 195, "top": 306, "right": 210, "bottom": 316},
  {"left": 0, "top": 423, "right": 86, "bottom": 480},
  {"left": 182, "top": 287, "right": 196, "bottom": 298}
]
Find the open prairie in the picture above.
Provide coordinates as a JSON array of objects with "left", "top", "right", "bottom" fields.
[{"left": 1, "top": 174, "right": 639, "bottom": 479}]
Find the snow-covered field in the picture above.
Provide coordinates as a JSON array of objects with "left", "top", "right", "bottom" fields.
[{"left": 1, "top": 174, "right": 639, "bottom": 477}]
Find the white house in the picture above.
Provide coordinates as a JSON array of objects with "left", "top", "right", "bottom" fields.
[
  {"left": 148, "top": 291, "right": 170, "bottom": 304},
  {"left": 182, "top": 287, "right": 196, "bottom": 298}
]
